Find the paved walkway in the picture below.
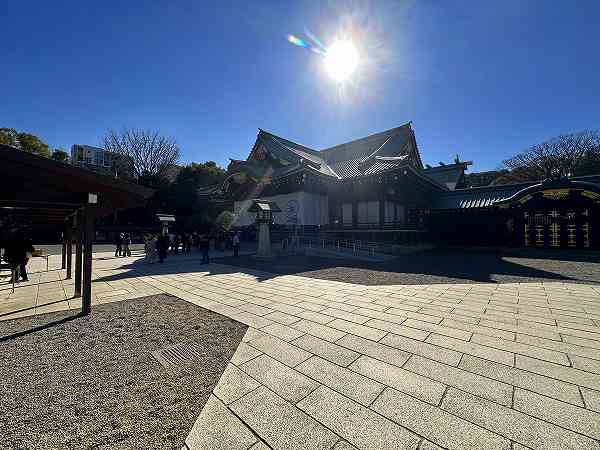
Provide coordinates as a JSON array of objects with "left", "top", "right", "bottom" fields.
[{"left": 2, "top": 252, "right": 600, "bottom": 449}]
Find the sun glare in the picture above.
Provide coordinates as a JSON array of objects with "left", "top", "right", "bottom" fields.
[{"left": 324, "top": 40, "right": 359, "bottom": 83}]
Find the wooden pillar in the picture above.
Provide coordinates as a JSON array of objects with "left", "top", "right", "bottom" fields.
[
  {"left": 65, "top": 217, "right": 73, "bottom": 279},
  {"left": 61, "top": 227, "right": 67, "bottom": 269},
  {"left": 74, "top": 209, "right": 83, "bottom": 297},
  {"left": 82, "top": 208, "right": 94, "bottom": 315}
]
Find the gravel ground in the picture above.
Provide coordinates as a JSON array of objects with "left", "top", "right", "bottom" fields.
[
  {"left": 216, "top": 248, "right": 600, "bottom": 285},
  {"left": 0, "top": 294, "right": 247, "bottom": 450}
]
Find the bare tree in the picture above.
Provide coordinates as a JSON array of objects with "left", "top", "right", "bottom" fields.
[
  {"left": 503, "top": 130, "right": 600, "bottom": 181},
  {"left": 103, "top": 128, "right": 180, "bottom": 186}
]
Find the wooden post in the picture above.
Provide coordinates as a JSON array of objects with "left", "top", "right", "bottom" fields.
[
  {"left": 65, "top": 217, "right": 73, "bottom": 279},
  {"left": 61, "top": 226, "right": 66, "bottom": 269},
  {"left": 74, "top": 209, "right": 83, "bottom": 297},
  {"left": 82, "top": 207, "right": 94, "bottom": 315}
]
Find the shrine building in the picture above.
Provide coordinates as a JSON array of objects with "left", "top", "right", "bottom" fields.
[{"left": 199, "top": 123, "right": 600, "bottom": 249}]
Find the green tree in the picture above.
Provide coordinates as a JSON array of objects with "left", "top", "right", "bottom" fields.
[
  {"left": 16, "top": 132, "right": 51, "bottom": 157},
  {"left": 51, "top": 149, "right": 70, "bottom": 162},
  {"left": 0, "top": 128, "right": 19, "bottom": 147}
]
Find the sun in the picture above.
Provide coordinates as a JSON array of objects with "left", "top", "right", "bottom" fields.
[{"left": 324, "top": 40, "right": 360, "bottom": 83}]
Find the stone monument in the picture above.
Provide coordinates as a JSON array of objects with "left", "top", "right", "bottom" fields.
[{"left": 248, "top": 199, "right": 281, "bottom": 258}]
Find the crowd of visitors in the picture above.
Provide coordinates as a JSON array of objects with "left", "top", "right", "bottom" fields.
[{"left": 114, "top": 230, "right": 242, "bottom": 264}]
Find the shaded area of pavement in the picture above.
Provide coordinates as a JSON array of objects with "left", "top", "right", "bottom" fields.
[
  {"left": 214, "top": 248, "right": 600, "bottom": 285},
  {"left": 0, "top": 294, "right": 247, "bottom": 450}
]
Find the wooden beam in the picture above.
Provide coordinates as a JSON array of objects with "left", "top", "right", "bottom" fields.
[
  {"left": 82, "top": 207, "right": 94, "bottom": 315},
  {"left": 65, "top": 218, "right": 73, "bottom": 279},
  {"left": 74, "top": 209, "right": 83, "bottom": 297}
]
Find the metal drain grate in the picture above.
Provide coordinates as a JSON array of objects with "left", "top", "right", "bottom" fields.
[{"left": 151, "top": 341, "right": 207, "bottom": 370}]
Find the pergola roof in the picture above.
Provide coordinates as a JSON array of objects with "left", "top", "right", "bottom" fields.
[{"left": 0, "top": 145, "right": 153, "bottom": 224}]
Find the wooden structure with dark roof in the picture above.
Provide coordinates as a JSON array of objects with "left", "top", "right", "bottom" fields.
[{"left": 0, "top": 145, "right": 153, "bottom": 313}]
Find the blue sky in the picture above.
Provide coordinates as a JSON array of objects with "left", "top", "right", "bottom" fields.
[{"left": 2, "top": 1, "right": 599, "bottom": 171}]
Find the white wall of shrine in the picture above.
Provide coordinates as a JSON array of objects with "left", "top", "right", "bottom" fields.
[{"left": 233, "top": 192, "right": 329, "bottom": 227}]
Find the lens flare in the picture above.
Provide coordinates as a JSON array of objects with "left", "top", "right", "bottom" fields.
[
  {"left": 287, "top": 34, "right": 324, "bottom": 55},
  {"left": 324, "top": 40, "right": 360, "bottom": 83}
]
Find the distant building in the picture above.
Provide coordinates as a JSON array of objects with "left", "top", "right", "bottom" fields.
[{"left": 70, "top": 144, "right": 115, "bottom": 175}]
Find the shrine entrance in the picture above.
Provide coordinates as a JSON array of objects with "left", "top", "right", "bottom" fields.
[{"left": 496, "top": 179, "right": 600, "bottom": 250}]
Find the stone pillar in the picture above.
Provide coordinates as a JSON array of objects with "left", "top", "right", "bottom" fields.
[{"left": 256, "top": 222, "right": 272, "bottom": 257}]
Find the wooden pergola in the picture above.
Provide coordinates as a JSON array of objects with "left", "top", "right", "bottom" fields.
[{"left": 0, "top": 145, "right": 153, "bottom": 314}]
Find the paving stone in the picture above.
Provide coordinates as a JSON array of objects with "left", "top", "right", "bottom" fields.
[
  {"left": 381, "top": 333, "right": 462, "bottom": 366},
  {"left": 401, "top": 318, "right": 472, "bottom": 340},
  {"left": 238, "top": 303, "right": 275, "bottom": 316},
  {"left": 516, "top": 334, "right": 600, "bottom": 362},
  {"left": 291, "top": 319, "right": 347, "bottom": 342},
  {"left": 582, "top": 388, "right": 600, "bottom": 412},
  {"left": 418, "top": 441, "right": 444, "bottom": 450},
  {"left": 470, "top": 333, "right": 569, "bottom": 365},
  {"left": 569, "top": 355, "right": 600, "bottom": 374},
  {"left": 441, "top": 387, "right": 600, "bottom": 450},
  {"left": 297, "top": 386, "right": 420, "bottom": 450},
  {"left": 329, "top": 319, "right": 388, "bottom": 341},
  {"left": 365, "top": 319, "right": 430, "bottom": 341},
  {"left": 351, "top": 308, "right": 408, "bottom": 324},
  {"left": 263, "top": 311, "right": 301, "bottom": 325},
  {"left": 404, "top": 354, "right": 513, "bottom": 406},
  {"left": 185, "top": 395, "right": 256, "bottom": 450},
  {"left": 372, "top": 388, "right": 510, "bottom": 450},
  {"left": 426, "top": 333, "right": 515, "bottom": 366},
  {"left": 230, "top": 311, "right": 274, "bottom": 329},
  {"left": 261, "top": 322, "right": 305, "bottom": 342},
  {"left": 291, "top": 334, "right": 360, "bottom": 366},
  {"left": 350, "top": 355, "right": 446, "bottom": 405},
  {"left": 337, "top": 334, "right": 411, "bottom": 368},
  {"left": 230, "top": 342, "right": 263, "bottom": 366},
  {"left": 268, "top": 302, "right": 305, "bottom": 315},
  {"left": 296, "top": 301, "right": 327, "bottom": 312},
  {"left": 332, "top": 440, "right": 358, "bottom": 450},
  {"left": 240, "top": 354, "right": 319, "bottom": 402},
  {"left": 297, "top": 310, "right": 335, "bottom": 324},
  {"left": 213, "top": 363, "right": 260, "bottom": 404},
  {"left": 242, "top": 327, "right": 269, "bottom": 342},
  {"left": 248, "top": 441, "right": 270, "bottom": 450},
  {"left": 516, "top": 354, "right": 600, "bottom": 391},
  {"left": 386, "top": 308, "right": 443, "bottom": 324},
  {"left": 296, "top": 356, "right": 384, "bottom": 406},
  {"left": 248, "top": 333, "right": 312, "bottom": 367},
  {"left": 513, "top": 388, "right": 600, "bottom": 440},
  {"left": 230, "top": 386, "right": 339, "bottom": 450},
  {"left": 320, "top": 307, "right": 370, "bottom": 324},
  {"left": 563, "top": 334, "right": 600, "bottom": 350},
  {"left": 459, "top": 354, "right": 583, "bottom": 406}
]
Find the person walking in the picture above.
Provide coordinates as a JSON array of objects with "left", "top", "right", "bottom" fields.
[
  {"left": 200, "top": 234, "right": 210, "bottom": 264},
  {"left": 114, "top": 232, "right": 123, "bottom": 257},
  {"left": 157, "top": 233, "right": 168, "bottom": 263},
  {"left": 123, "top": 233, "right": 132, "bottom": 257},
  {"left": 233, "top": 231, "right": 240, "bottom": 257},
  {"left": 6, "top": 228, "right": 34, "bottom": 283}
]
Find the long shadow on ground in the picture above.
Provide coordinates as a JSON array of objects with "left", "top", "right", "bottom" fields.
[
  {"left": 90, "top": 247, "right": 600, "bottom": 285},
  {"left": 0, "top": 294, "right": 247, "bottom": 450}
]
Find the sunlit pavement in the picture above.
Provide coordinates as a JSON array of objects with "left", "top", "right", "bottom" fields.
[{"left": 2, "top": 251, "right": 600, "bottom": 450}]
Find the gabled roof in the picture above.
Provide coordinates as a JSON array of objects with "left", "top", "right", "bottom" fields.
[
  {"left": 423, "top": 162, "right": 470, "bottom": 190},
  {"left": 248, "top": 123, "right": 421, "bottom": 180}
]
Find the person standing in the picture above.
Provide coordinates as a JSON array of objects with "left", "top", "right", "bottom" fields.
[
  {"left": 200, "top": 234, "right": 210, "bottom": 264},
  {"left": 6, "top": 228, "right": 34, "bottom": 283},
  {"left": 157, "top": 233, "right": 168, "bottom": 263},
  {"left": 123, "top": 233, "right": 132, "bottom": 257},
  {"left": 114, "top": 232, "right": 123, "bottom": 257},
  {"left": 232, "top": 231, "right": 240, "bottom": 257}
]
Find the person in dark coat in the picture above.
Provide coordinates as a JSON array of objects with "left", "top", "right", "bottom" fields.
[
  {"left": 6, "top": 229, "right": 35, "bottom": 283},
  {"left": 156, "top": 233, "right": 168, "bottom": 263},
  {"left": 123, "top": 233, "right": 132, "bottom": 257},
  {"left": 114, "top": 232, "right": 123, "bottom": 257},
  {"left": 200, "top": 234, "right": 210, "bottom": 264}
]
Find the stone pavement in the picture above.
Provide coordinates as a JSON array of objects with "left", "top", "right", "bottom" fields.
[{"left": 2, "top": 251, "right": 600, "bottom": 449}]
